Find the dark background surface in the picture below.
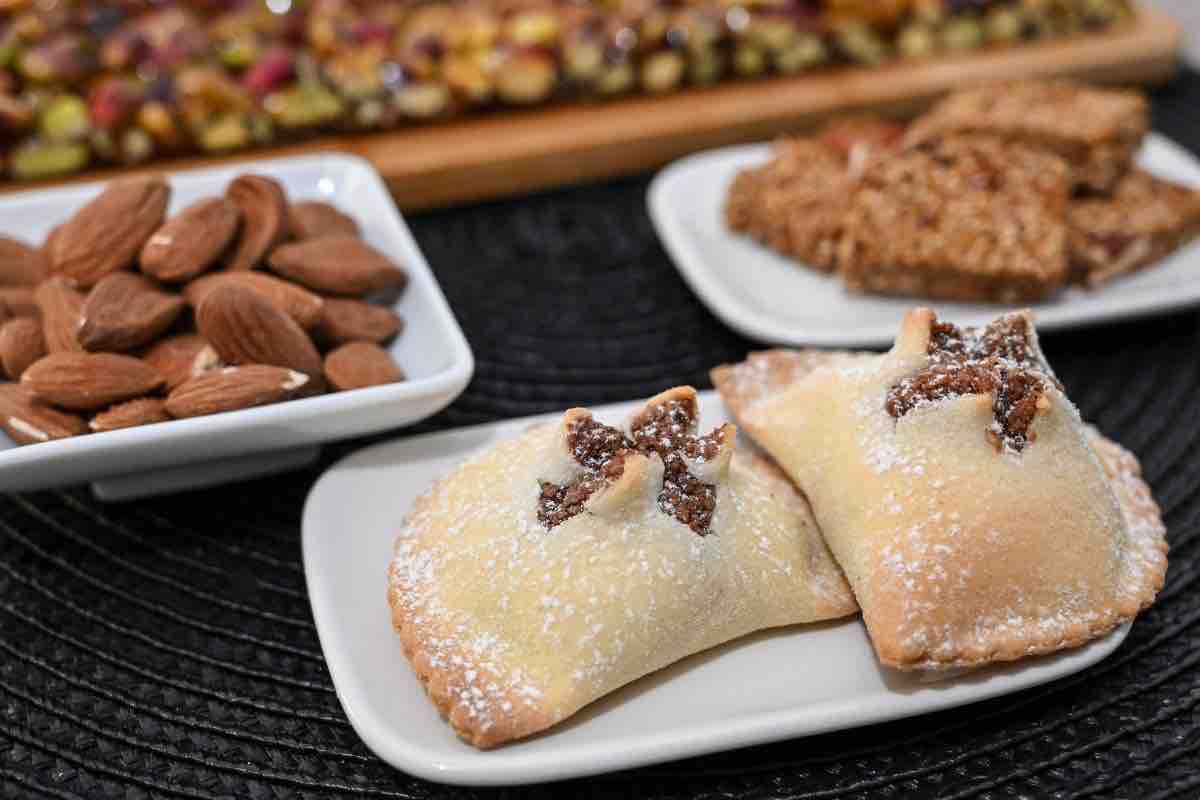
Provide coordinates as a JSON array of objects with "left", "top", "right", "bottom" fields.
[{"left": 2, "top": 71, "right": 1200, "bottom": 799}]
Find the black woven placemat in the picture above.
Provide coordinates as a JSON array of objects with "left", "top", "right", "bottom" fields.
[{"left": 3, "top": 71, "right": 1200, "bottom": 800}]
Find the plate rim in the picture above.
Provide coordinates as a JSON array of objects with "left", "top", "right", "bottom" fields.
[
  {"left": 302, "top": 391, "right": 1130, "bottom": 786},
  {"left": 647, "top": 132, "right": 1200, "bottom": 348}
]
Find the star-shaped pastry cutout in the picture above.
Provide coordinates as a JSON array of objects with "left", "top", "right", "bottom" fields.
[
  {"left": 538, "top": 389, "right": 731, "bottom": 534},
  {"left": 886, "top": 314, "right": 1061, "bottom": 452}
]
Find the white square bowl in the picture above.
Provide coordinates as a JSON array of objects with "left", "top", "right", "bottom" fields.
[
  {"left": 648, "top": 133, "right": 1200, "bottom": 347},
  {"left": 0, "top": 154, "right": 473, "bottom": 495}
]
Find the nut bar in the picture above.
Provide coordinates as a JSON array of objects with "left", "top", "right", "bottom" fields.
[
  {"left": 1068, "top": 169, "right": 1200, "bottom": 287},
  {"left": 837, "top": 136, "right": 1073, "bottom": 303},
  {"left": 725, "top": 115, "right": 904, "bottom": 271},
  {"left": 0, "top": 0, "right": 1135, "bottom": 183},
  {"left": 904, "top": 80, "right": 1149, "bottom": 192},
  {"left": 725, "top": 138, "right": 852, "bottom": 272}
]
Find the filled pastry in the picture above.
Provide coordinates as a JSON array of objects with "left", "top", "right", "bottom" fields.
[
  {"left": 712, "top": 309, "right": 1167, "bottom": 671},
  {"left": 388, "top": 387, "right": 857, "bottom": 748}
]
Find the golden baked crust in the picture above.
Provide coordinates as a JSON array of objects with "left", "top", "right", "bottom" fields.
[
  {"left": 837, "top": 136, "right": 1073, "bottom": 303},
  {"left": 388, "top": 387, "right": 856, "bottom": 747},
  {"left": 904, "top": 80, "right": 1149, "bottom": 192},
  {"left": 1069, "top": 169, "right": 1200, "bottom": 286},
  {"left": 712, "top": 310, "right": 1167, "bottom": 671}
]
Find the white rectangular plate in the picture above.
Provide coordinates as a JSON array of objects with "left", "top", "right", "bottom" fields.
[
  {"left": 648, "top": 133, "right": 1200, "bottom": 347},
  {"left": 0, "top": 154, "right": 473, "bottom": 494},
  {"left": 302, "top": 390, "right": 1127, "bottom": 787}
]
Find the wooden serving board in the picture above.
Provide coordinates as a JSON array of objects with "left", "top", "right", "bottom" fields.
[{"left": 3, "top": 5, "right": 1182, "bottom": 210}]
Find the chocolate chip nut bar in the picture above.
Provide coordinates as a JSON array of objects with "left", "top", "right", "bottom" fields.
[
  {"left": 904, "top": 80, "right": 1149, "bottom": 192},
  {"left": 1069, "top": 169, "right": 1200, "bottom": 286},
  {"left": 837, "top": 136, "right": 1073, "bottom": 303}
]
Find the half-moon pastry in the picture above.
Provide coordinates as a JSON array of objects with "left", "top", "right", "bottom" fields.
[
  {"left": 388, "top": 387, "right": 857, "bottom": 748},
  {"left": 712, "top": 310, "right": 1168, "bottom": 671}
]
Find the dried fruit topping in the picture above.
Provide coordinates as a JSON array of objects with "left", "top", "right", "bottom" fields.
[
  {"left": 539, "top": 391, "right": 727, "bottom": 535},
  {"left": 886, "top": 314, "right": 1061, "bottom": 452}
]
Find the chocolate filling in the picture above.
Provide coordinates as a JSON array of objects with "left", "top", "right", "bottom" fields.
[
  {"left": 886, "top": 315, "right": 1058, "bottom": 452},
  {"left": 537, "top": 397, "right": 724, "bottom": 534}
]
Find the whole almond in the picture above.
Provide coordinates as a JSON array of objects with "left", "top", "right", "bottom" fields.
[
  {"left": 50, "top": 175, "right": 170, "bottom": 287},
  {"left": 184, "top": 271, "right": 323, "bottom": 330},
  {"left": 23, "top": 352, "right": 164, "bottom": 411},
  {"left": 166, "top": 364, "right": 310, "bottom": 418},
  {"left": 0, "top": 317, "right": 46, "bottom": 380},
  {"left": 196, "top": 284, "right": 324, "bottom": 385},
  {"left": 0, "top": 236, "right": 48, "bottom": 286},
  {"left": 324, "top": 341, "right": 405, "bottom": 391},
  {"left": 90, "top": 397, "right": 170, "bottom": 432},
  {"left": 34, "top": 277, "right": 85, "bottom": 353},
  {"left": 141, "top": 333, "right": 221, "bottom": 391},
  {"left": 313, "top": 297, "right": 404, "bottom": 346},
  {"left": 267, "top": 236, "right": 408, "bottom": 296},
  {"left": 141, "top": 197, "right": 240, "bottom": 283},
  {"left": 224, "top": 174, "right": 287, "bottom": 271},
  {"left": 0, "top": 288, "right": 38, "bottom": 318},
  {"left": 78, "top": 272, "right": 186, "bottom": 352},
  {"left": 0, "top": 383, "right": 87, "bottom": 445},
  {"left": 287, "top": 201, "right": 360, "bottom": 240}
]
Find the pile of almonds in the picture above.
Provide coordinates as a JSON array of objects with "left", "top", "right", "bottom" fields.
[{"left": 0, "top": 173, "right": 409, "bottom": 447}]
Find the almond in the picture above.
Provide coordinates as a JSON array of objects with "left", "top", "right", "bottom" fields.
[
  {"left": 224, "top": 174, "right": 287, "bottom": 271},
  {"left": 0, "top": 317, "right": 46, "bottom": 380},
  {"left": 34, "top": 277, "right": 85, "bottom": 353},
  {"left": 90, "top": 397, "right": 170, "bottom": 432},
  {"left": 313, "top": 297, "right": 404, "bottom": 346},
  {"left": 287, "top": 201, "right": 360, "bottom": 240},
  {"left": 267, "top": 236, "right": 408, "bottom": 296},
  {"left": 324, "top": 341, "right": 405, "bottom": 391},
  {"left": 141, "top": 197, "right": 240, "bottom": 283},
  {"left": 165, "top": 364, "right": 310, "bottom": 418},
  {"left": 184, "top": 271, "right": 323, "bottom": 330},
  {"left": 49, "top": 175, "right": 170, "bottom": 287},
  {"left": 0, "top": 236, "right": 48, "bottom": 286},
  {"left": 0, "top": 383, "right": 87, "bottom": 445},
  {"left": 0, "top": 288, "right": 38, "bottom": 318},
  {"left": 196, "top": 284, "right": 324, "bottom": 386},
  {"left": 22, "top": 352, "right": 164, "bottom": 411},
  {"left": 140, "top": 333, "right": 221, "bottom": 391},
  {"left": 78, "top": 272, "right": 186, "bottom": 352}
]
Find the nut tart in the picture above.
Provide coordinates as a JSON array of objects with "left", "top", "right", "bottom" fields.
[
  {"left": 711, "top": 309, "right": 1168, "bottom": 671},
  {"left": 387, "top": 387, "right": 857, "bottom": 748}
]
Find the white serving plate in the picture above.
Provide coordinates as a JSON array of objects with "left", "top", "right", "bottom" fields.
[
  {"left": 0, "top": 154, "right": 473, "bottom": 496},
  {"left": 648, "top": 133, "right": 1200, "bottom": 347},
  {"left": 303, "top": 390, "right": 1127, "bottom": 787}
]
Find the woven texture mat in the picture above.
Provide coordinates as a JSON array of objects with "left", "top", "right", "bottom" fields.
[{"left": 4, "top": 73, "right": 1200, "bottom": 800}]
